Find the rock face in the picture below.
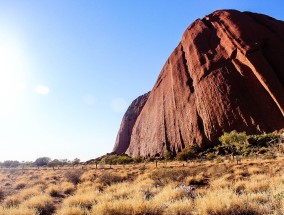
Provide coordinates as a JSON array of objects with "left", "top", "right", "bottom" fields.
[
  {"left": 114, "top": 10, "right": 284, "bottom": 157},
  {"left": 113, "top": 92, "right": 150, "bottom": 154}
]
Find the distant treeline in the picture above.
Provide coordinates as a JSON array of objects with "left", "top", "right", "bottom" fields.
[{"left": 0, "top": 157, "right": 80, "bottom": 168}]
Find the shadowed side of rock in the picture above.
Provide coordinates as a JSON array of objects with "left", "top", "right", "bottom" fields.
[{"left": 113, "top": 92, "right": 150, "bottom": 154}]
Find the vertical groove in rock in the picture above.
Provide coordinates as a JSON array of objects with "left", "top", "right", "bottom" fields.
[
  {"left": 179, "top": 129, "right": 185, "bottom": 150},
  {"left": 181, "top": 44, "right": 195, "bottom": 93}
]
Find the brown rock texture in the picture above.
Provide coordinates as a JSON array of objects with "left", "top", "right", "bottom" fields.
[
  {"left": 114, "top": 10, "right": 284, "bottom": 157},
  {"left": 113, "top": 92, "right": 150, "bottom": 154}
]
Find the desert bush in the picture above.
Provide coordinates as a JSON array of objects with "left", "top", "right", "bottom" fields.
[
  {"left": 176, "top": 144, "right": 198, "bottom": 161},
  {"left": 215, "top": 131, "right": 280, "bottom": 158},
  {"left": 97, "top": 171, "right": 126, "bottom": 186},
  {"left": 65, "top": 170, "right": 84, "bottom": 185},
  {"left": 18, "top": 186, "right": 43, "bottom": 201},
  {"left": 62, "top": 191, "right": 98, "bottom": 210},
  {"left": 72, "top": 158, "right": 80, "bottom": 166},
  {"left": 21, "top": 194, "right": 55, "bottom": 215},
  {"left": 47, "top": 159, "right": 61, "bottom": 169},
  {"left": 150, "top": 169, "right": 188, "bottom": 186},
  {"left": 46, "top": 184, "right": 61, "bottom": 197},
  {"left": 3, "top": 196, "right": 21, "bottom": 208},
  {"left": 0, "top": 189, "right": 4, "bottom": 201},
  {"left": 219, "top": 130, "right": 247, "bottom": 155},
  {"left": 205, "top": 153, "right": 216, "bottom": 160},
  {"left": 14, "top": 182, "right": 26, "bottom": 190},
  {"left": 133, "top": 156, "right": 143, "bottom": 163},
  {"left": 61, "top": 182, "right": 76, "bottom": 195},
  {"left": 248, "top": 133, "right": 279, "bottom": 147},
  {"left": 100, "top": 155, "right": 133, "bottom": 165},
  {"left": 185, "top": 174, "right": 207, "bottom": 186},
  {"left": 34, "top": 157, "right": 51, "bottom": 167},
  {"left": 164, "top": 150, "right": 174, "bottom": 160}
]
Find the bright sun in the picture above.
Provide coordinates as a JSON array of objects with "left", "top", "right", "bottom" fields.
[{"left": 0, "top": 36, "right": 28, "bottom": 118}]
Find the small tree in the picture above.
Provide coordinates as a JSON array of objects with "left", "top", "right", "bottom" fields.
[
  {"left": 48, "top": 159, "right": 61, "bottom": 169},
  {"left": 176, "top": 143, "right": 199, "bottom": 161},
  {"left": 72, "top": 158, "right": 80, "bottom": 165},
  {"left": 22, "top": 161, "right": 33, "bottom": 168},
  {"left": 2, "top": 160, "right": 20, "bottom": 168},
  {"left": 10, "top": 161, "right": 20, "bottom": 168},
  {"left": 34, "top": 157, "right": 51, "bottom": 167},
  {"left": 219, "top": 130, "right": 247, "bottom": 157},
  {"left": 60, "top": 159, "right": 70, "bottom": 166}
]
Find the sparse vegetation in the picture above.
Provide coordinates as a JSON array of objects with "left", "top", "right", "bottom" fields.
[
  {"left": 176, "top": 143, "right": 199, "bottom": 161},
  {"left": 65, "top": 170, "right": 84, "bottom": 185},
  {"left": 100, "top": 154, "right": 134, "bottom": 165},
  {"left": 0, "top": 156, "right": 284, "bottom": 214},
  {"left": 34, "top": 157, "right": 51, "bottom": 167},
  {"left": 0, "top": 131, "right": 283, "bottom": 214}
]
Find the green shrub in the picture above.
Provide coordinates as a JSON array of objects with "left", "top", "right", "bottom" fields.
[
  {"left": 248, "top": 133, "right": 279, "bottom": 147},
  {"left": 164, "top": 149, "right": 174, "bottom": 160},
  {"left": 216, "top": 131, "right": 280, "bottom": 157},
  {"left": 206, "top": 153, "right": 216, "bottom": 160},
  {"left": 133, "top": 156, "right": 143, "bottom": 163},
  {"left": 219, "top": 130, "right": 247, "bottom": 148},
  {"left": 176, "top": 144, "right": 199, "bottom": 161},
  {"left": 100, "top": 154, "right": 134, "bottom": 165}
]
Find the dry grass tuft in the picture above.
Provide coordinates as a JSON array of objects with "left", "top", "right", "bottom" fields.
[
  {"left": 65, "top": 170, "right": 83, "bottom": 185},
  {"left": 61, "top": 182, "right": 76, "bottom": 195},
  {"left": 55, "top": 206, "right": 87, "bottom": 215},
  {"left": 21, "top": 194, "right": 55, "bottom": 215},
  {"left": 96, "top": 171, "right": 127, "bottom": 186}
]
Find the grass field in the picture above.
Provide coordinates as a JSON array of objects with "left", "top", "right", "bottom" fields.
[{"left": 0, "top": 156, "right": 284, "bottom": 215}]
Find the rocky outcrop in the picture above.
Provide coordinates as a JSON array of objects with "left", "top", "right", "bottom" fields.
[
  {"left": 114, "top": 10, "right": 284, "bottom": 157},
  {"left": 113, "top": 92, "right": 150, "bottom": 154}
]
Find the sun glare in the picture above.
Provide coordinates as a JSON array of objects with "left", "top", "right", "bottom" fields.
[{"left": 0, "top": 35, "right": 28, "bottom": 118}]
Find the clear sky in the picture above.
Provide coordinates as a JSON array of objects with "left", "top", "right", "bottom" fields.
[{"left": 0, "top": 0, "right": 283, "bottom": 162}]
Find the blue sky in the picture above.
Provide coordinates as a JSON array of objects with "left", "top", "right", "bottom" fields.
[{"left": 0, "top": 0, "right": 283, "bottom": 162}]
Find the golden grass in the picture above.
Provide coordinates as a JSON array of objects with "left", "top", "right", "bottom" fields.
[
  {"left": 21, "top": 194, "right": 55, "bottom": 214},
  {"left": 55, "top": 206, "right": 87, "bottom": 215},
  {"left": 0, "top": 206, "right": 38, "bottom": 215},
  {"left": 0, "top": 157, "right": 284, "bottom": 214}
]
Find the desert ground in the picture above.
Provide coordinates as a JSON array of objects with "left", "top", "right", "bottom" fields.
[{"left": 0, "top": 156, "right": 284, "bottom": 215}]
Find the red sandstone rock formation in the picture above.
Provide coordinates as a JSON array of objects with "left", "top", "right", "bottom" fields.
[
  {"left": 114, "top": 10, "right": 284, "bottom": 157},
  {"left": 113, "top": 92, "right": 150, "bottom": 154}
]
